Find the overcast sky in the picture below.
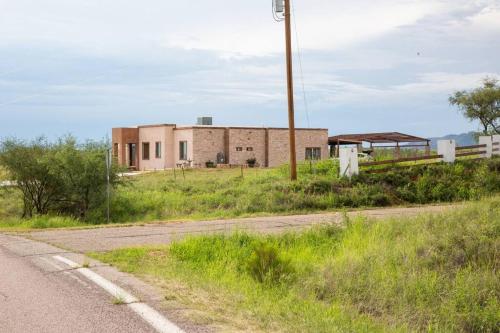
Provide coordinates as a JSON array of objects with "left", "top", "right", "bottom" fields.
[{"left": 1, "top": 0, "right": 499, "bottom": 140}]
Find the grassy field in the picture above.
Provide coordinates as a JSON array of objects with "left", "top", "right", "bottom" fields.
[
  {"left": 93, "top": 197, "right": 500, "bottom": 332},
  {"left": 107, "top": 158, "right": 500, "bottom": 223},
  {"left": 1, "top": 158, "right": 499, "bottom": 229}
]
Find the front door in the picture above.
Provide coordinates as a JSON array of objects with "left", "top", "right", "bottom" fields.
[{"left": 129, "top": 143, "right": 136, "bottom": 167}]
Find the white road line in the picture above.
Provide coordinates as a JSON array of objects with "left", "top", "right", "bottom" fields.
[
  {"left": 53, "top": 255, "right": 185, "bottom": 333},
  {"left": 39, "top": 256, "right": 89, "bottom": 287},
  {"left": 128, "top": 302, "right": 186, "bottom": 333},
  {"left": 40, "top": 256, "right": 89, "bottom": 287},
  {"left": 53, "top": 255, "right": 137, "bottom": 303}
]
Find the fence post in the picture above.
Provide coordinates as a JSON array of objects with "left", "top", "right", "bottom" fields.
[
  {"left": 437, "top": 140, "right": 456, "bottom": 163},
  {"left": 479, "top": 136, "right": 493, "bottom": 158},
  {"left": 339, "top": 147, "right": 359, "bottom": 178},
  {"left": 492, "top": 135, "right": 500, "bottom": 156}
]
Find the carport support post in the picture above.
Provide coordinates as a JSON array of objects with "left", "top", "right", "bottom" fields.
[
  {"left": 479, "top": 136, "right": 493, "bottom": 158},
  {"left": 425, "top": 141, "right": 431, "bottom": 156},
  {"left": 339, "top": 147, "right": 359, "bottom": 178},
  {"left": 493, "top": 135, "right": 500, "bottom": 156},
  {"left": 437, "top": 140, "right": 456, "bottom": 163}
]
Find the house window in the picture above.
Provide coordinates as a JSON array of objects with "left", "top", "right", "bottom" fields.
[
  {"left": 113, "top": 143, "right": 119, "bottom": 158},
  {"left": 179, "top": 141, "right": 188, "bottom": 160},
  {"left": 236, "top": 147, "right": 243, "bottom": 151},
  {"left": 305, "top": 147, "right": 321, "bottom": 160},
  {"left": 142, "top": 142, "right": 150, "bottom": 160},
  {"left": 129, "top": 143, "right": 136, "bottom": 167},
  {"left": 246, "top": 147, "right": 253, "bottom": 151},
  {"left": 155, "top": 142, "right": 162, "bottom": 159}
]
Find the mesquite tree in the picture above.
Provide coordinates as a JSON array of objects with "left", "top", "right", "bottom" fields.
[
  {"left": 0, "top": 136, "right": 121, "bottom": 219},
  {"left": 450, "top": 77, "right": 500, "bottom": 135}
]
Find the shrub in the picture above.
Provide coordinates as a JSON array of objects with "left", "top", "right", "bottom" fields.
[
  {"left": 0, "top": 136, "right": 121, "bottom": 219},
  {"left": 246, "top": 158, "right": 257, "bottom": 168},
  {"left": 247, "top": 242, "right": 294, "bottom": 284},
  {"left": 304, "top": 179, "right": 333, "bottom": 195},
  {"left": 0, "top": 137, "right": 63, "bottom": 217}
]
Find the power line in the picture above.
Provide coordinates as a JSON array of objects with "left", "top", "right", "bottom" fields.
[{"left": 290, "top": 0, "right": 311, "bottom": 128}]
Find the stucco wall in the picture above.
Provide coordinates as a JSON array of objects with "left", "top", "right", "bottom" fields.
[
  {"left": 267, "top": 129, "right": 329, "bottom": 167},
  {"left": 112, "top": 128, "right": 138, "bottom": 167},
  {"left": 192, "top": 128, "right": 226, "bottom": 166},
  {"left": 138, "top": 125, "right": 175, "bottom": 170},
  {"left": 164, "top": 126, "right": 175, "bottom": 168},
  {"left": 228, "top": 128, "right": 266, "bottom": 166}
]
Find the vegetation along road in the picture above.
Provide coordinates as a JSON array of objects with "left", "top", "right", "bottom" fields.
[{"left": 93, "top": 197, "right": 499, "bottom": 332}]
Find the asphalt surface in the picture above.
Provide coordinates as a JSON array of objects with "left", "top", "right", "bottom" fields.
[
  {"left": 26, "top": 204, "right": 458, "bottom": 252},
  {"left": 0, "top": 234, "right": 209, "bottom": 333},
  {"left": 0, "top": 246, "right": 157, "bottom": 332}
]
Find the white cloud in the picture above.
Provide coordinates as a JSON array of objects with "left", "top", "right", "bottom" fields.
[
  {"left": 467, "top": 4, "right": 500, "bottom": 29},
  {"left": 1, "top": 0, "right": 499, "bottom": 138},
  {"left": 1, "top": 0, "right": 485, "bottom": 56},
  {"left": 295, "top": 71, "right": 500, "bottom": 107}
]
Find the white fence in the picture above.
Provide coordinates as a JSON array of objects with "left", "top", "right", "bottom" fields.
[{"left": 339, "top": 135, "right": 500, "bottom": 178}]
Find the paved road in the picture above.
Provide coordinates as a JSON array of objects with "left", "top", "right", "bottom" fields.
[
  {"left": 0, "top": 204, "right": 457, "bottom": 333},
  {"left": 0, "top": 234, "right": 210, "bottom": 333},
  {"left": 26, "top": 204, "right": 457, "bottom": 253},
  {"left": 0, "top": 237, "right": 157, "bottom": 333}
]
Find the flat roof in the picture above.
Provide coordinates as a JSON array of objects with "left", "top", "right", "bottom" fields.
[
  {"left": 137, "top": 124, "right": 176, "bottom": 128},
  {"left": 174, "top": 125, "right": 327, "bottom": 131},
  {"left": 116, "top": 124, "right": 327, "bottom": 131},
  {"left": 329, "top": 132, "right": 429, "bottom": 145}
]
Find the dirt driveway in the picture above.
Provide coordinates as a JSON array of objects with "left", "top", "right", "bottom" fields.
[{"left": 17, "top": 204, "right": 459, "bottom": 253}]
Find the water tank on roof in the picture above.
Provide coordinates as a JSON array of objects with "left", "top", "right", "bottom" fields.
[{"left": 197, "top": 117, "right": 213, "bottom": 126}]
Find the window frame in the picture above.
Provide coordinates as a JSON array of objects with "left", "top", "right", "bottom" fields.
[
  {"left": 142, "top": 142, "right": 150, "bottom": 160},
  {"left": 305, "top": 147, "right": 321, "bottom": 160},
  {"left": 246, "top": 147, "right": 253, "bottom": 151},
  {"left": 155, "top": 141, "right": 162, "bottom": 159},
  {"left": 236, "top": 147, "right": 243, "bottom": 152},
  {"left": 179, "top": 141, "right": 188, "bottom": 160}
]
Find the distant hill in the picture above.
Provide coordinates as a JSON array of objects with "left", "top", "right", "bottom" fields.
[{"left": 428, "top": 132, "right": 477, "bottom": 149}]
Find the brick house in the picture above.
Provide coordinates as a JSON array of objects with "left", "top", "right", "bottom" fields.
[{"left": 112, "top": 120, "right": 328, "bottom": 170}]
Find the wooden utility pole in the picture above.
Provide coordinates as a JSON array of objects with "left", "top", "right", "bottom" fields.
[{"left": 284, "top": 0, "right": 297, "bottom": 181}]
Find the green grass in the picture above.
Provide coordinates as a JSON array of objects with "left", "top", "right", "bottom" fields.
[
  {"left": 104, "top": 160, "right": 345, "bottom": 223},
  {"left": 1, "top": 158, "right": 499, "bottom": 228},
  {"left": 371, "top": 147, "right": 435, "bottom": 162},
  {"left": 0, "top": 215, "right": 89, "bottom": 230},
  {"left": 107, "top": 158, "right": 499, "bottom": 224},
  {"left": 93, "top": 197, "right": 500, "bottom": 332}
]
